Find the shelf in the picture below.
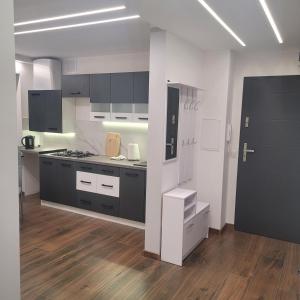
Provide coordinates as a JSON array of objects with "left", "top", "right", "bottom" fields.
[
  {"left": 167, "top": 81, "right": 204, "bottom": 91},
  {"left": 184, "top": 202, "right": 196, "bottom": 212}
]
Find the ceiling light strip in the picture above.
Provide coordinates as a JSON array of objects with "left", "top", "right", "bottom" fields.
[
  {"left": 197, "top": 0, "right": 246, "bottom": 47},
  {"left": 14, "top": 15, "right": 140, "bottom": 35},
  {"left": 258, "top": 0, "right": 283, "bottom": 44},
  {"left": 14, "top": 6, "right": 126, "bottom": 27}
]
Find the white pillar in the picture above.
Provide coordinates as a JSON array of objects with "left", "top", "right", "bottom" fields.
[{"left": 0, "top": 0, "right": 21, "bottom": 299}]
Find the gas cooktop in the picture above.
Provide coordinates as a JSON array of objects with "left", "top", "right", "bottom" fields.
[{"left": 51, "top": 150, "right": 96, "bottom": 159}]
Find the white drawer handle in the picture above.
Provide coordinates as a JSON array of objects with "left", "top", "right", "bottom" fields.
[
  {"left": 80, "top": 180, "right": 92, "bottom": 185},
  {"left": 101, "top": 184, "right": 113, "bottom": 189}
]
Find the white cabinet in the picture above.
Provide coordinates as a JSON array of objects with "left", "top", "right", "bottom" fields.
[
  {"left": 161, "top": 188, "right": 209, "bottom": 266},
  {"left": 76, "top": 171, "right": 120, "bottom": 197}
]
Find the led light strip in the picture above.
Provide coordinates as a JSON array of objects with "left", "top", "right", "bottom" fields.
[
  {"left": 197, "top": 0, "right": 246, "bottom": 47},
  {"left": 14, "top": 6, "right": 126, "bottom": 27},
  {"left": 14, "top": 15, "right": 140, "bottom": 35},
  {"left": 259, "top": 0, "right": 283, "bottom": 44}
]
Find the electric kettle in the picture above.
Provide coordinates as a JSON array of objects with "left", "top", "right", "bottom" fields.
[{"left": 21, "top": 135, "right": 35, "bottom": 149}]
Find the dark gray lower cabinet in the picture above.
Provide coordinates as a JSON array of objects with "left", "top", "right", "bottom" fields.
[
  {"left": 40, "top": 158, "right": 76, "bottom": 206},
  {"left": 119, "top": 168, "right": 146, "bottom": 222},
  {"left": 40, "top": 158, "right": 57, "bottom": 202},
  {"left": 77, "top": 192, "right": 119, "bottom": 217}
]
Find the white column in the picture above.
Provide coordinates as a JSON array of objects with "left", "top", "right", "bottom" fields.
[{"left": 0, "top": 0, "right": 21, "bottom": 299}]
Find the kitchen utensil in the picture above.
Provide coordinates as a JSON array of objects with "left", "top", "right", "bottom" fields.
[
  {"left": 21, "top": 135, "right": 35, "bottom": 149},
  {"left": 105, "top": 132, "right": 121, "bottom": 157},
  {"left": 127, "top": 143, "right": 140, "bottom": 161}
]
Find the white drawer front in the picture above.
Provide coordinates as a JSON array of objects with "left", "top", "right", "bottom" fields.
[
  {"left": 90, "top": 112, "right": 111, "bottom": 122},
  {"left": 76, "top": 171, "right": 97, "bottom": 193},
  {"left": 182, "top": 215, "right": 200, "bottom": 258},
  {"left": 96, "top": 174, "right": 120, "bottom": 197}
]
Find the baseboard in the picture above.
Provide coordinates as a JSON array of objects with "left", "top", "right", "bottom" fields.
[
  {"left": 41, "top": 200, "right": 145, "bottom": 230},
  {"left": 143, "top": 251, "right": 161, "bottom": 261},
  {"left": 24, "top": 193, "right": 39, "bottom": 200},
  {"left": 209, "top": 223, "right": 234, "bottom": 234}
]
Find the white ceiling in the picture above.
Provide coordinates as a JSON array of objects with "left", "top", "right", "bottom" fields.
[{"left": 14, "top": 0, "right": 300, "bottom": 58}]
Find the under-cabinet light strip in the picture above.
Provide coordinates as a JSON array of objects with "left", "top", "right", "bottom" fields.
[
  {"left": 258, "top": 0, "right": 283, "bottom": 44},
  {"left": 197, "top": 0, "right": 246, "bottom": 47},
  {"left": 14, "top": 15, "right": 140, "bottom": 35},
  {"left": 14, "top": 6, "right": 126, "bottom": 27}
]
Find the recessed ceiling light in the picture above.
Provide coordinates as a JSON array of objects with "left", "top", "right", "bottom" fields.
[
  {"left": 14, "top": 15, "right": 140, "bottom": 35},
  {"left": 14, "top": 6, "right": 126, "bottom": 27},
  {"left": 258, "top": 0, "right": 283, "bottom": 44},
  {"left": 197, "top": 0, "right": 246, "bottom": 47}
]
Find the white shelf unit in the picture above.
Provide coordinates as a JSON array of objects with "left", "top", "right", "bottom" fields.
[
  {"left": 89, "top": 103, "right": 149, "bottom": 123},
  {"left": 161, "top": 188, "right": 209, "bottom": 266}
]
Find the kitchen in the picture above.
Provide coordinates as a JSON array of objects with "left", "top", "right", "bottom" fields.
[{"left": 2, "top": 0, "right": 300, "bottom": 299}]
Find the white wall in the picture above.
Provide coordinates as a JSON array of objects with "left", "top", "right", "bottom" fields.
[
  {"left": 0, "top": 0, "right": 21, "bottom": 298},
  {"left": 196, "top": 50, "right": 232, "bottom": 230},
  {"left": 225, "top": 48, "right": 300, "bottom": 224},
  {"left": 145, "top": 30, "right": 204, "bottom": 255}
]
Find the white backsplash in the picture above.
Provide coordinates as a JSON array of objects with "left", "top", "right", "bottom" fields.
[{"left": 22, "top": 120, "right": 148, "bottom": 160}]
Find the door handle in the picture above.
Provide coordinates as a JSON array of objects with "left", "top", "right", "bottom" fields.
[{"left": 243, "top": 143, "right": 255, "bottom": 162}]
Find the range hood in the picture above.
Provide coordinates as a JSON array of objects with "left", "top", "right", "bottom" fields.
[{"left": 33, "top": 58, "right": 62, "bottom": 90}]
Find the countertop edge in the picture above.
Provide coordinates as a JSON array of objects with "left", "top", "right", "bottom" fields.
[{"left": 39, "top": 154, "right": 147, "bottom": 171}]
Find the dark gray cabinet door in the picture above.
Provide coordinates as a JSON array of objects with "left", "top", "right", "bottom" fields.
[
  {"left": 133, "top": 72, "right": 149, "bottom": 103},
  {"left": 28, "top": 91, "right": 46, "bottom": 132},
  {"left": 56, "top": 160, "right": 76, "bottom": 206},
  {"left": 120, "top": 169, "right": 146, "bottom": 222},
  {"left": 90, "top": 74, "right": 111, "bottom": 103},
  {"left": 62, "top": 75, "right": 90, "bottom": 97},
  {"left": 40, "top": 158, "right": 57, "bottom": 202},
  {"left": 110, "top": 72, "right": 134, "bottom": 103},
  {"left": 165, "top": 87, "right": 179, "bottom": 160},
  {"left": 45, "top": 90, "right": 62, "bottom": 133}
]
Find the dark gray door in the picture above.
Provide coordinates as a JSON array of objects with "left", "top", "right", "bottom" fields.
[
  {"left": 133, "top": 72, "right": 149, "bottom": 103},
  {"left": 120, "top": 169, "right": 146, "bottom": 222},
  {"left": 45, "top": 90, "right": 62, "bottom": 133},
  {"left": 28, "top": 91, "right": 46, "bottom": 132},
  {"left": 110, "top": 72, "right": 133, "bottom": 103},
  {"left": 62, "top": 75, "right": 90, "bottom": 97},
  {"left": 235, "top": 75, "right": 300, "bottom": 244},
  {"left": 90, "top": 74, "right": 111, "bottom": 103}
]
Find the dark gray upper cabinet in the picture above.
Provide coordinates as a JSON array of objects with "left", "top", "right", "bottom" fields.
[
  {"left": 119, "top": 168, "right": 146, "bottom": 222},
  {"left": 90, "top": 74, "right": 111, "bottom": 103},
  {"left": 110, "top": 72, "right": 134, "bottom": 103},
  {"left": 133, "top": 72, "right": 149, "bottom": 103},
  {"left": 28, "top": 90, "right": 62, "bottom": 133},
  {"left": 62, "top": 74, "right": 90, "bottom": 97}
]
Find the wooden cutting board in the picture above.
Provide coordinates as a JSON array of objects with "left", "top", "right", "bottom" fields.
[{"left": 105, "top": 132, "right": 121, "bottom": 157}]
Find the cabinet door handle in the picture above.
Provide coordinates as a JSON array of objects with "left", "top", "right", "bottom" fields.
[
  {"left": 101, "top": 169, "right": 113, "bottom": 174},
  {"left": 61, "top": 163, "right": 71, "bottom": 168},
  {"left": 94, "top": 116, "right": 105, "bottom": 119},
  {"left": 42, "top": 161, "right": 53, "bottom": 165},
  {"left": 138, "top": 117, "right": 148, "bottom": 120},
  {"left": 80, "top": 166, "right": 92, "bottom": 171},
  {"left": 116, "top": 116, "right": 127, "bottom": 120},
  {"left": 125, "top": 172, "right": 139, "bottom": 177},
  {"left": 48, "top": 127, "right": 58, "bottom": 131},
  {"left": 80, "top": 199, "right": 91, "bottom": 205},
  {"left": 31, "top": 93, "right": 41, "bottom": 96},
  {"left": 101, "top": 184, "right": 113, "bottom": 188},
  {"left": 71, "top": 92, "right": 81, "bottom": 95},
  {"left": 80, "top": 180, "right": 92, "bottom": 185},
  {"left": 102, "top": 204, "right": 113, "bottom": 210}
]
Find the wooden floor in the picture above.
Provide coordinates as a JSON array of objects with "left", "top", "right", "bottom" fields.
[{"left": 21, "top": 197, "right": 300, "bottom": 300}]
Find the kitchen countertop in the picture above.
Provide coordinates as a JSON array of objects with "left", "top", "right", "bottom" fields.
[
  {"left": 19, "top": 146, "right": 67, "bottom": 155},
  {"left": 40, "top": 153, "right": 147, "bottom": 171}
]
